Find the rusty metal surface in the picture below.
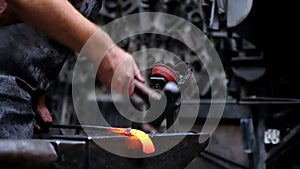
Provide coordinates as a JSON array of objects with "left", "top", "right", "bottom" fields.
[{"left": 0, "top": 140, "right": 57, "bottom": 169}]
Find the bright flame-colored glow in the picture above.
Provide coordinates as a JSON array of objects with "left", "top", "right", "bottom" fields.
[
  {"left": 130, "top": 129, "right": 155, "bottom": 154},
  {"left": 107, "top": 128, "right": 155, "bottom": 154}
]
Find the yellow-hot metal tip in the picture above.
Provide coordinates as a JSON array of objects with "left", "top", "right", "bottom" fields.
[{"left": 130, "top": 129, "right": 155, "bottom": 154}]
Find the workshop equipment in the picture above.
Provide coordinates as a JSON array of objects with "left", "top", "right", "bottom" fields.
[
  {"left": 51, "top": 124, "right": 155, "bottom": 154},
  {"left": 48, "top": 130, "right": 209, "bottom": 169},
  {"left": 42, "top": 68, "right": 208, "bottom": 169},
  {"left": 0, "top": 140, "right": 57, "bottom": 169},
  {"left": 1, "top": 0, "right": 299, "bottom": 169},
  {"left": 0, "top": 132, "right": 209, "bottom": 169},
  {"left": 147, "top": 64, "right": 181, "bottom": 132}
]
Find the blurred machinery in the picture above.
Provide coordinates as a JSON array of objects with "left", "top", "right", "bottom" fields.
[{"left": 45, "top": 0, "right": 300, "bottom": 169}]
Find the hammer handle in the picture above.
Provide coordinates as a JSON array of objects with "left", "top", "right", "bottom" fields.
[{"left": 133, "top": 79, "right": 161, "bottom": 101}]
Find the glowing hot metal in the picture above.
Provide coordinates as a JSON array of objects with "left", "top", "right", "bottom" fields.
[
  {"left": 107, "top": 128, "right": 155, "bottom": 154},
  {"left": 51, "top": 124, "right": 155, "bottom": 154}
]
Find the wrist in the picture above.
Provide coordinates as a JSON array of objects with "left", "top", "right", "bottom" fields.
[{"left": 81, "top": 28, "right": 115, "bottom": 62}]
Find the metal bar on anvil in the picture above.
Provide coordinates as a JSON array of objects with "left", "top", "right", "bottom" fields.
[
  {"left": 49, "top": 133, "right": 210, "bottom": 169},
  {"left": 51, "top": 124, "right": 125, "bottom": 131},
  {"left": 51, "top": 124, "right": 156, "bottom": 154},
  {"left": 50, "top": 124, "right": 136, "bottom": 140}
]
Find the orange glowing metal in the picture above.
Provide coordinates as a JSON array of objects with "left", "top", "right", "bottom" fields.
[{"left": 107, "top": 128, "right": 155, "bottom": 154}]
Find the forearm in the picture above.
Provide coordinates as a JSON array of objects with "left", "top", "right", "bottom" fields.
[
  {"left": 6, "top": 0, "right": 143, "bottom": 95},
  {"left": 6, "top": 0, "right": 113, "bottom": 54}
]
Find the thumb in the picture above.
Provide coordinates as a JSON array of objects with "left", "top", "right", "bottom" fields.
[
  {"left": 128, "top": 80, "right": 135, "bottom": 97},
  {"left": 134, "top": 64, "right": 145, "bottom": 83}
]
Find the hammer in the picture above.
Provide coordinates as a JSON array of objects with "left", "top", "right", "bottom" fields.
[{"left": 133, "top": 79, "right": 162, "bottom": 101}]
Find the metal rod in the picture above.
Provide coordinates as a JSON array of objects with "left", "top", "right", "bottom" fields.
[
  {"left": 50, "top": 124, "right": 117, "bottom": 131},
  {"left": 85, "top": 138, "right": 90, "bottom": 169}
]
